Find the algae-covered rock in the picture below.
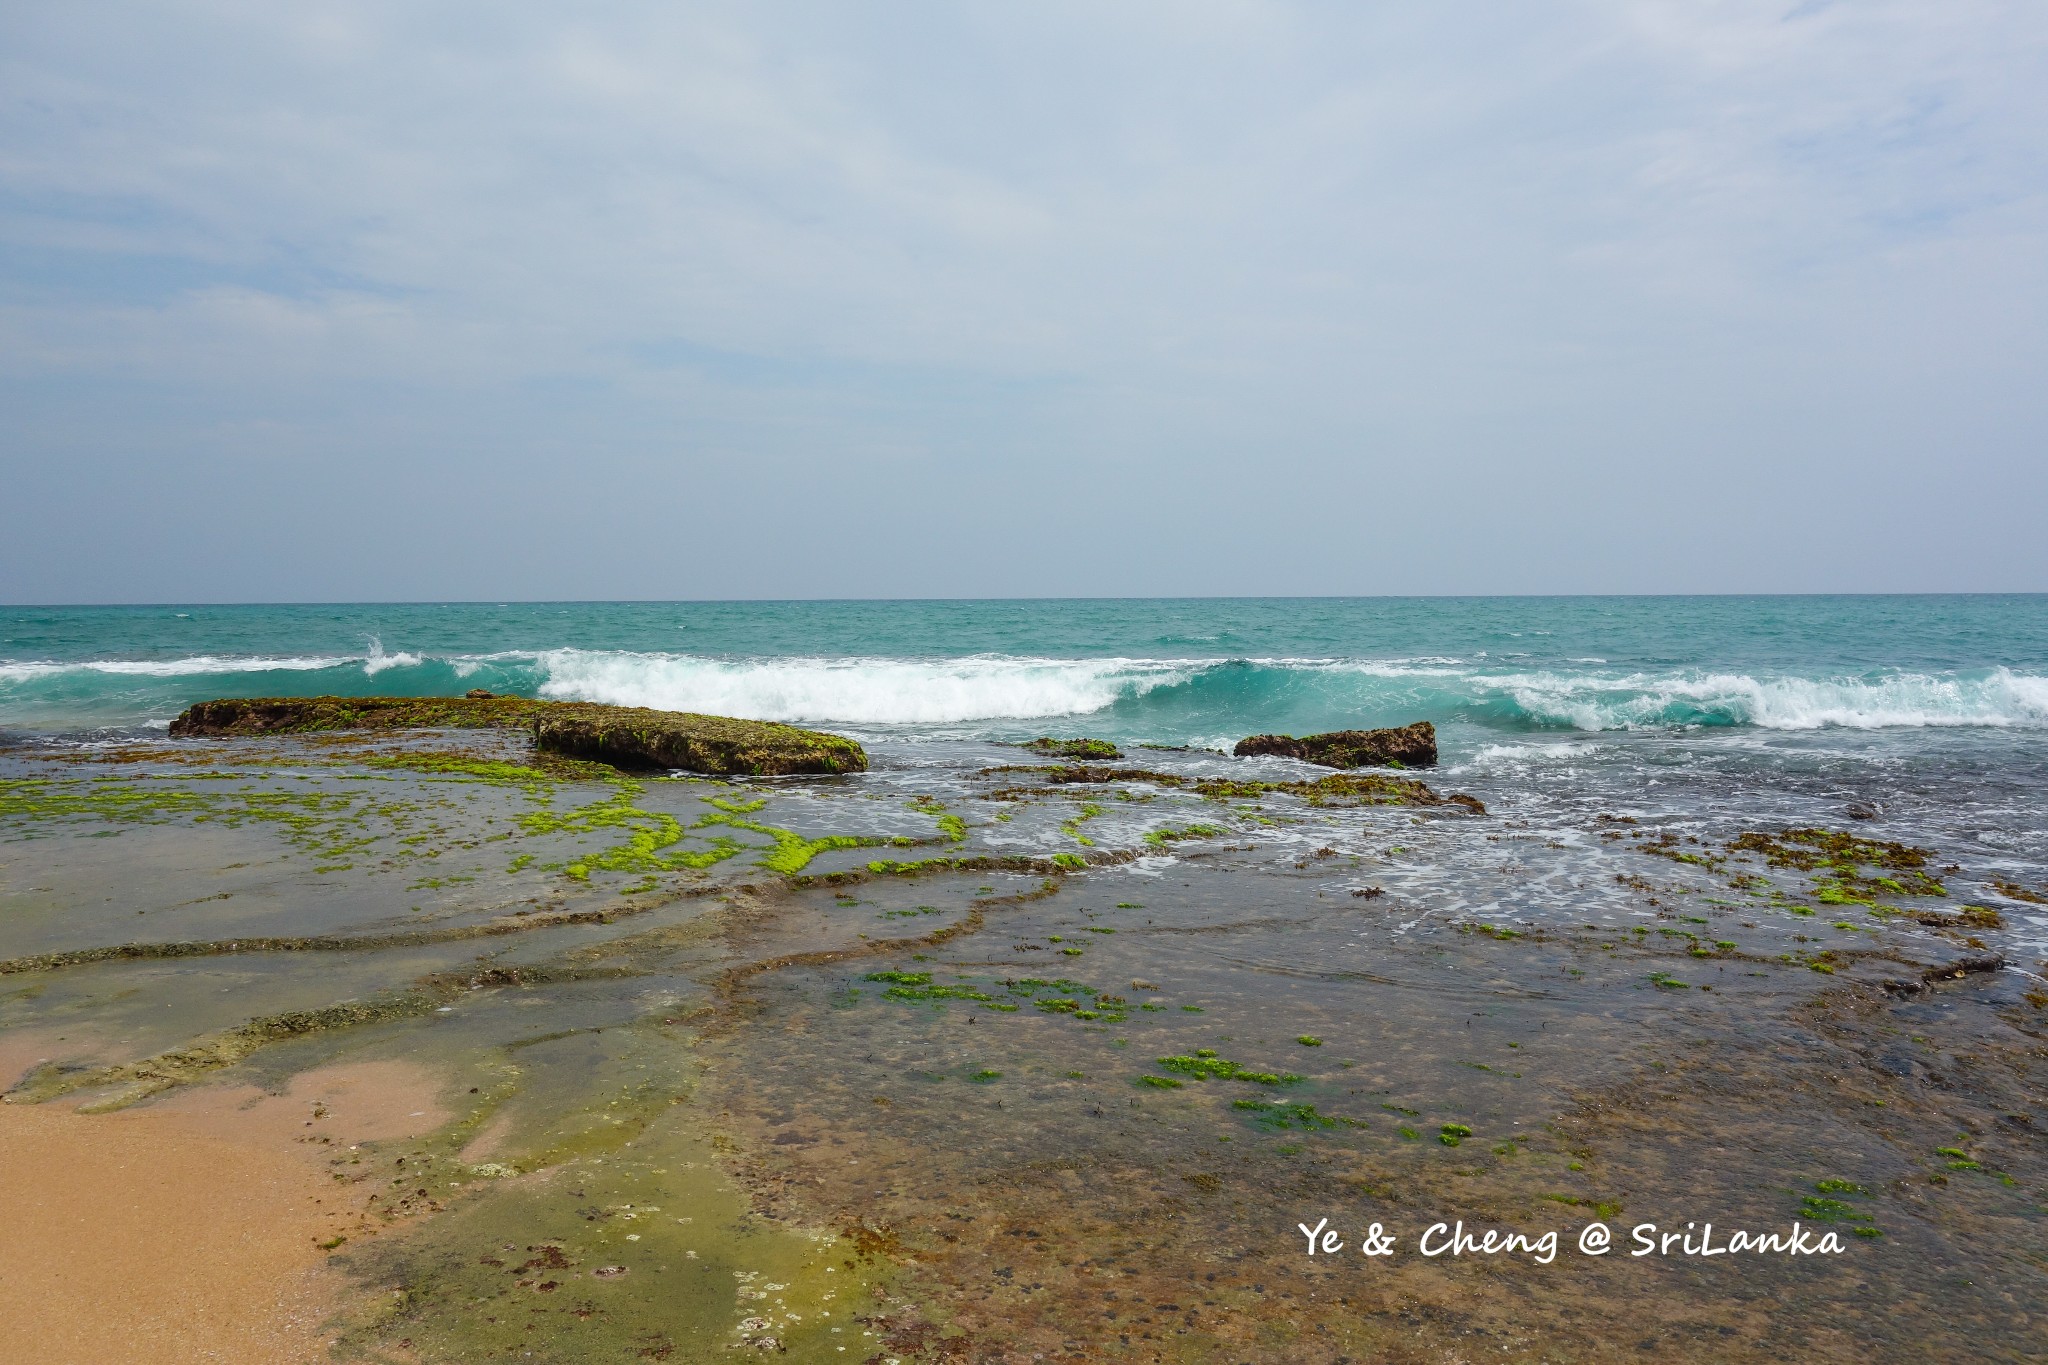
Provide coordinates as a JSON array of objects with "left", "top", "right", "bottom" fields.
[
  {"left": 1233, "top": 721, "right": 1437, "bottom": 769},
  {"left": 169, "top": 695, "right": 868, "bottom": 777},
  {"left": 533, "top": 708, "right": 866, "bottom": 776},
  {"left": 1022, "top": 737, "right": 1123, "bottom": 760},
  {"left": 170, "top": 695, "right": 553, "bottom": 735}
]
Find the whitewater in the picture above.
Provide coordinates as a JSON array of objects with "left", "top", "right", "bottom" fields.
[{"left": 2, "top": 597, "right": 2045, "bottom": 743}]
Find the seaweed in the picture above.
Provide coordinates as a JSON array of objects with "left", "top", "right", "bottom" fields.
[
  {"left": 1021, "top": 738, "right": 1123, "bottom": 760},
  {"left": 1154, "top": 1050, "right": 1300, "bottom": 1085}
]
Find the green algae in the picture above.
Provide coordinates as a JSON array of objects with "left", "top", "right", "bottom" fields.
[
  {"left": 697, "top": 803, "right": 881, "bottom": 875},
  {"left": 855, "top": 851, "right": 1133, "bottom": 879},
  {"left": 1022, "top": 738, "right": 1123, "bottom": 760},
  {"left": 1059, "top": 802, "right": 1104, "bottom": 846},
  {"left": 519, "top": 782, "right": 764, "bottom": 879},
  {"left": 905, "top": 794, "right": 969, "bottom": 844},
  {"left": 864, "top": 971, "right": 933, "bottom": 986},
  {"left": 170, "top": 694, "right": 556, "bottom": 735},
  {"left": 1142, "top": 822, "right": 1226, "bottom": 848},
  {"left": 535, "top": 705, "right": 866, "bottom": 776},
  {"left": 1233, "top": 1099, "right": 1364, "bottom": 1132},
  {"left": 0, "top": 771, "right": 521, "bottom": 881},
  {"left": 1154, "top": 1050, "right": 1300, "bottom": 1085},
  {"left": 860, "top": 971, "right": 1130, "bottom": 1022},
  {"left": 324, "top": 1034, "right": 899, "bottom": 1361},
  {"left": 1727, "top": 828, "right": 1947, "bottom": 900}
]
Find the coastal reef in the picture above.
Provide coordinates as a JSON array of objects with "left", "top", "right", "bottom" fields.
[
  {"left": 170, "top": 694, "right": 555, "bottom": 735},
  {"left": 1020, "top": 737, "right": 1123, "bottom": 760},
  {"left": 168, "top": 695, "right": 867, "bottom": 777},
  {"left": 1233, "top": 720, "right": 1437, "bottom": 769},
  {"left": 533, "top": 707, "right": 866, "bottom": 776}
]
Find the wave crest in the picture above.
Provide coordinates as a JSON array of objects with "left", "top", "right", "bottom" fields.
[
  {"left": 1497, "top": 667, "right": 2048, "bottom": 731},
  {"left": 534, "top": 651, "right": 1191, "bottom": 724},
  {"left": 3, "top": 646, "right": 2043, "bottom": 736}
]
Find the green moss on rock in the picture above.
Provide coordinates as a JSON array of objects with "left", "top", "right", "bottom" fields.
[
  {"left": 169, "top": 695, "right": 555, "bottom": 735},
  {"left": 1233, "top": 721, "right": 1437, "bottom": 769},
  {"left": 168, "top": 695, "right": 867, "bottom": 777},
  {"left": 534, "top": 708, "right": 865, "bottom": 776},
  {"left": 1023, "top": 737, "right": 1123, "bottom": 760}
]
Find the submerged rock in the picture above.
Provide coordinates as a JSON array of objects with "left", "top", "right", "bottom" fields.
[
  {"left": 169, "top": 695, "right": 867, "bottom": 776},
  {"left": 1232, "top": 721, "right": 1437, "bottom": 769},
  {"left": 532, "top": 707, "right": 865, "bottom": 775},
  {"left": 1022, "top": 737, "right": 1123, "bottom": 760}
]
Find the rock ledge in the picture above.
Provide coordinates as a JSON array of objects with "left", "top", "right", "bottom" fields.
[
  {"left": 1233, "top": 721, "right": 1437, "bottom": 769},
  {"left": 168, "top": 695, "right": 866, "bottom": 776}
]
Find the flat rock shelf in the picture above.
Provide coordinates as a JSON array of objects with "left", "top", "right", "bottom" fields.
[{"left": 168, "top": 695, "right": 867, "bottom": 776}]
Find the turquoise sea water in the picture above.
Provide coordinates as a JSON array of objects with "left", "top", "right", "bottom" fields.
[{"left": 3, "top": 596, "right": 2045, "bottom": 741}]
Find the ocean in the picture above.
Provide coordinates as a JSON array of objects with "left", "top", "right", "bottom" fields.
[{"left": 7, "top": 594, "right": 2045, "bottom": 740}]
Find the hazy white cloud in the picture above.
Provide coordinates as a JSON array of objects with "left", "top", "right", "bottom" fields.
[{"left": 2, "top": 0, "right": 2044, "bottom": 599}]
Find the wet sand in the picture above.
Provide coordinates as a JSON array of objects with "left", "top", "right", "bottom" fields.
[{"left": 0, "top": 1046, "right": 447, "bottom": 1364}]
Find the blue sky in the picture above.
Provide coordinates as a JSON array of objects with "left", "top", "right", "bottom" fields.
[{"left": 3, "top": 1, "right": 2045, "bottom": 601}]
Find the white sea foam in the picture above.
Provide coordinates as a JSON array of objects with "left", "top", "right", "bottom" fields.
[
  {"left": 4, "top": 644, "right": 2044, "bottom": 736},
  {"left": 1496, "top": 667, "right": 2048, "bottom": 731},
  {"left": 360, "top": 638, "right": 423, "bottom": 676},
  {"left": 0, "top": 654, "right": 351, "bottom": 682},
  {"left": 533, "top": 651, "right": 1191, "bottom": 724}
]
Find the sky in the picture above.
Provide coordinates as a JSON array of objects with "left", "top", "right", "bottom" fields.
[{"left": 3, "top": 1, "right": 2045, "bottom": 602}]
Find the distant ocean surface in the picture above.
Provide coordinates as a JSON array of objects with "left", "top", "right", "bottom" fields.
[{"left": 4, "top": 596, "right": 2046, "bottom": 742}]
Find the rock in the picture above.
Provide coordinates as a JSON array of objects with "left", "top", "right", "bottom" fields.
[
  {"left": 1914, "top": 906, "right": 2005, "bottom": 930},
  {"left": 1232, "top": 721, "right": 1437, "bottom": 769},
  {"left": 168, "top": 695, "right": 868, "bottom": 777},
  {"left": 170, "top": 695, "right": 552, "bottom": 735},
  {"left": 1022, "top": 737, "right": 1123, "bottom": 760},
  {"left": 465, "top": 688, "right": 495, "bottom": 699},
  {"left": 1926, "top": 954, "right": 2004, "bottom": 981},
  {"left": 1896, "top": 955, "right": 2006, "bottom": 991},
  {"left": 533, "top": 707, "right": 866, "bottom": 776}
]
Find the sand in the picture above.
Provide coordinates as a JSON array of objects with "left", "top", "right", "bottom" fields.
[{"left": 0, "top": 1037, "right": 448, "bottom": 1365}]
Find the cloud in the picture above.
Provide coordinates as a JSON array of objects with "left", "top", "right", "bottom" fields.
[{"left": 1, "top": 0, "right": 2044, "bottom": 599}]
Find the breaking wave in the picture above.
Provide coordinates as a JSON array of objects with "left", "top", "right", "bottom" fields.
[
  {"left": 532, "top": 651, "right": 1192, "bottom": 725},
  {"left": 2, "top": 645, "right": 2044, "bottom": 737}
]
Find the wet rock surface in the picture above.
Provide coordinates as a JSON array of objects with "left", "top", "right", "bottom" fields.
[
  {"left": 168, "top": 695, "right": 868, "bottom": 777},
  {"left": 1234, "top": 720, "right": 1438, "bottom": 769},
  {"left": 533, "top": 707, "right": 866, "bottom": 776},
  {"left": 170, "top": 694, "right": 555, "bottom": 735}
]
